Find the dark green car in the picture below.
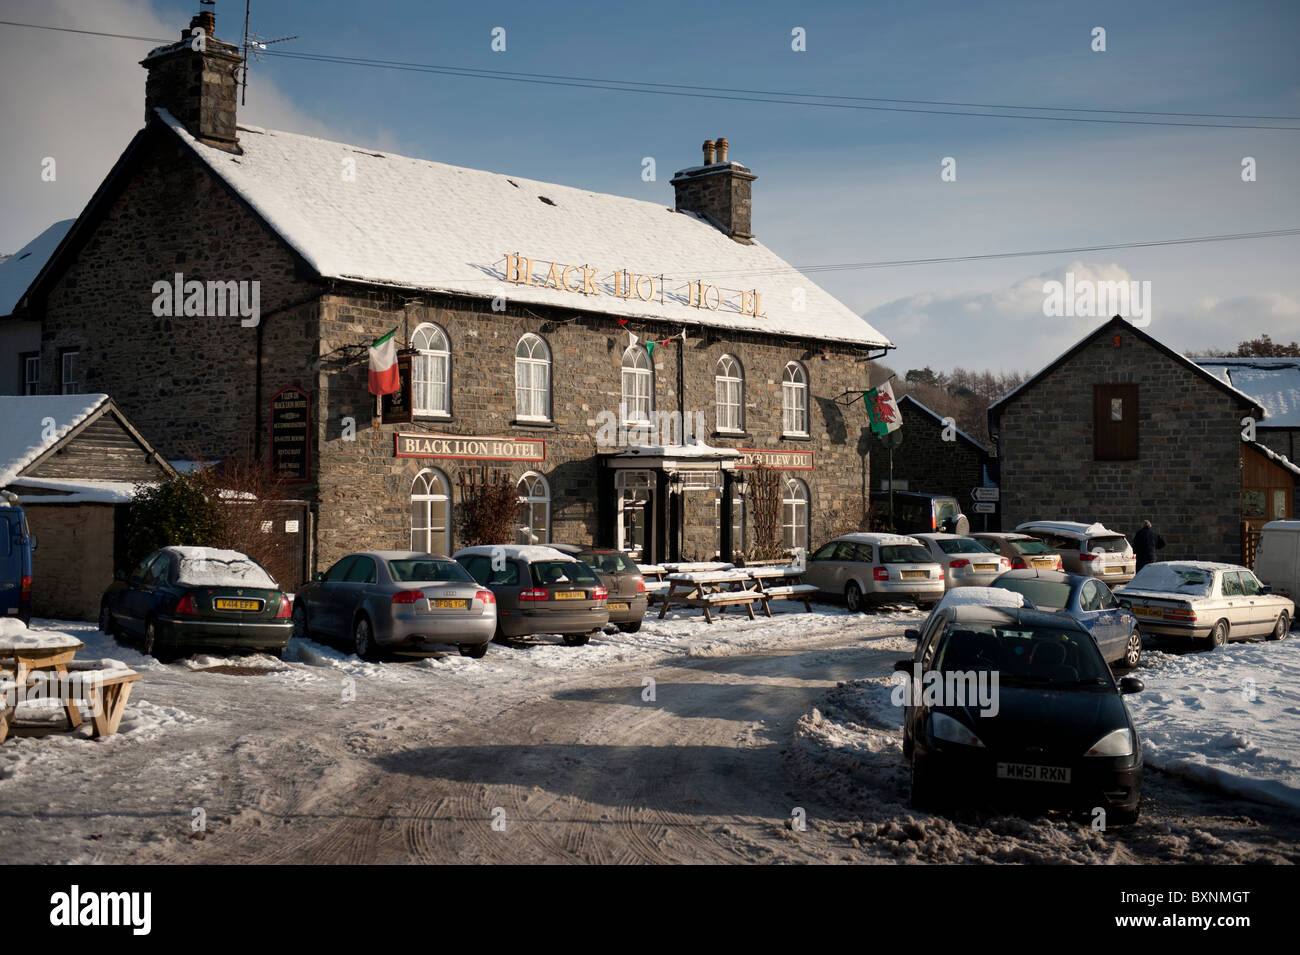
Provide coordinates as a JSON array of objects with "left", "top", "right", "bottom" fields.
[{"left": 100, "top": 546, "right": 293, "bottom": 660}]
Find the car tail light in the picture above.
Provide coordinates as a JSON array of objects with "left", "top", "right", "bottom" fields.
[
  {"left": 476, "top": 590, "right": 496, "bottom": 605},
  {"left": 636, "top": 576, "right": 646, "bottom": 594},
  {"left": 1079, "top": 552, "right": 1098, "bottom": 562},
  {"left": 873, "top": 566, "right": 889, "bottom": 581},
  {"left": 950, "top": 559, "right": 970, "bottom": 569},
  {"left": 1011, "top": 556, "right": 1027, "bottom": 569},
  {"left": 274, "top": 595, "right": 292, "bottom": 618},
  {"left": 593, "top": 585, "right": 608, "bottom": 600},
  {"left": 1054, "top": 556, "right": 1064, "bottom": 570},
  {"left": 20, "top": 575, "right": 31, "bottom": 602},
  {"left": 998, "top": 557, "right": 1011, "bottom": 569},
  {"left": 1164, "top": 607, "right": 1197, "bottom": 623},
  {"left": 175, "top": 593, "right": 198, "bottom": 616},
  {"left": 520, "top": 588, "right": 549, "bottom": 601},
  {"left": 391, "top": 589, "right": 425, "bottom": 604}
]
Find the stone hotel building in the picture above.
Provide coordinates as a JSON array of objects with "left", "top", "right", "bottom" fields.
[{"left": 23, "top": 10, "right": 894, "bottom": 576}]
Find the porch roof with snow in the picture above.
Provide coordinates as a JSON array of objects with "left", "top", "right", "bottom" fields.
[
  {"left": 150, "top": 110, "right": 891, "bottom": 349},
  {"left": 1193, "top": 358, "right": 1300, "bottom": 428}
]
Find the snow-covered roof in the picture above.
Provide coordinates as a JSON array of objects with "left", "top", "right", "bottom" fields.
[
  {"left": 0, "top": 394, "right": 110, "bottom": 488},
  {"left": 0, "top": 219, "right": 74, "bottom": 317},
  {"left": 158, "top": 110, "right": 891, "bottom": 348},
  {"left": 834, "top": 532, "right": 924, "bottom": 546},
  {"left": 1247, "top": 440, "right": 1300, "bottom": 477},
  {"left": 9, "top": 477, "right": 145, "bottom": 505},
  {"left": 453, "top": 544, "right": 574, "bottom": 561},
  {"left": 605, "top": 442, "right": 742, "bottom": 459},
  {"left": 1194, "top": 358, "right": 1300, "bottom": 428},
  {"left": 1016, "top": 520, "right": 1125, "bottom": 539},
  {"left": 934, "top": 587, "right": 1027, "bottom": 612}
]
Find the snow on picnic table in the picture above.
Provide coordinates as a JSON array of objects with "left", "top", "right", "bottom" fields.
[{"left": 1124, "top": 639, "right": 1300, "bottom": 812}]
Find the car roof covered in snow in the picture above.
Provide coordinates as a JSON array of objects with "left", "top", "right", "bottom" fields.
[
  {"left": 1016, "top": 520, "right": 1127, "bottom": 539},
  {"left": 831, "top": 532, "right": 925, "bottom": 546},
  {"left": 154, "top": 110, "right": 892, "bottom": 349},
  {"left": 453, "top": 544, "right": 577, "bottom": 562},
  {"left": 945, "top": 604, "right": 1088, "bottom": 632}
]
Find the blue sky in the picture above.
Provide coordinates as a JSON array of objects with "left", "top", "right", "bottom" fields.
[{"left": 2, "top": 0, "right": 1297, "bottom": 371}]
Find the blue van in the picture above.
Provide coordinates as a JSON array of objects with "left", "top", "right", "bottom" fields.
[{"left": 0, "top": 491, "right": 36, "bottom": 624}]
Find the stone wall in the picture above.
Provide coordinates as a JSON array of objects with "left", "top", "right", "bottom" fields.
[
  {"left": 996, "top": 329, "right": 1249, "bottom": 562},
  {"left": 312, "top": 290, "right": 876, "bottom": 568},
  {"left": 39, "top": 130, "right": 321, "bottom": 464},
  {"left": 25, "top": 504, "right": 116, "bottom": 620},
  {"left": 891, "top": 400, "right": 994, "bottom": 528}
]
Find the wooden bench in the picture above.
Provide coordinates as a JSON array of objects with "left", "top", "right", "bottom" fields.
[
  {"left": 758, "top": 583, "right": 820, "bottom": 614},
  {"left": 66, "top": 663, "right": 142, "bottom": 737},
  {"left": 697, "top": 589, "right": 764, "bottom": 623}
]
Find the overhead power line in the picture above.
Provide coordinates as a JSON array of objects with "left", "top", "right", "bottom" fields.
[{"left": 2, "top": 19, "right": 1298, "bottom": 130}]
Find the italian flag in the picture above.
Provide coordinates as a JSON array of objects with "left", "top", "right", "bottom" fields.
[{"left": 368, "top": 328, "right": 400, "bottom": 395}]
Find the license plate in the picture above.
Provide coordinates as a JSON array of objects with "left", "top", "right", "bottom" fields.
[
  {"left": 1103, "top": 567, "right": 1121, "bottom": 574},
  {"left": 997, "top": 762, "right": 1071, "bottom": 784},
  {"left": 1133, "top": 607, "right": 1162, "bottom": 618},
  {"left": 214, "top": 598, "right": 260, "bottom": 611},
  {"left": 1032, "top": 559, "right": 1055, "bottom": 567},
  {"left": 899, "top": 570, "right": 925, "bottom": 579},
  {"left": 430, "top": 599, "right": 468, "bottom": 610},
  {"left": 608, "top": 602, "right": 629, "bottom": 611},
  {"left": 974, "top": 564, "right": 996, "bottom": 572},
  {"left": 554, "top": 591, "right": 584, "bottom": 600}
]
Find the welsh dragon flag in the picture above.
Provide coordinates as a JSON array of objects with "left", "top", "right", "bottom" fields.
[
  {"left": 865, "top": 381, "right": 901, "bottom": 436},
  {"left": 368, "top": 328, "right": 400, "bottom": 395}
]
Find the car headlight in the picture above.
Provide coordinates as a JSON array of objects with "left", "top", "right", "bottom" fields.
[
  {"left": 931, "top": 713, "right": 985, "bottom": 748},
  {"left": 1085, "top": 728, "right": 1135, "bottom": 757}
]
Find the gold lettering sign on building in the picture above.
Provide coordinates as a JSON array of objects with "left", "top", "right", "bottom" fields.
[
  {"left": 734, "top": 448, "right": 814, "bottom": 471},
  {"left": 502, "top": 253, "right": 766, "bottom": 318},
  {"left": 394, "top": 432, "right": 546, "bottom": 462}
]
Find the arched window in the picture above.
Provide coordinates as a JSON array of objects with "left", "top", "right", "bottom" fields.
[
  {"left": 782, "top": 477, "right": 809, "bottom": 552},
  {"left": 621, "top": 345, "right": 653, "bottom": 425},
  {"left": 715, "top": 354, "right": 744, "bottom": 433},
  {"left": 782, "top": 361, "right": 808, "bottom": 436},
  {"left": 412, "top": 323, "right": 450, "bottom": 416},
  {"left": 517, "top": 471, "right": 551, "bottom": 545},
  {"left": 411, "top": 468, "right": 451, "bottom": 554},
  {"left": 515, "top": 334, "right": 551, "bottom": 421}
]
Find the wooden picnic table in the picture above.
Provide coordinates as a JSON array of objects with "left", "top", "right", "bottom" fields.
[
  {"left": 0, "top": 633, "right": 140, "bottom": 741},
  {"left": 656, "top": 566, "right": 819, "bottom": 622},
  {"left": 0, "top": 634, "right": 86, "bottom": 729}
]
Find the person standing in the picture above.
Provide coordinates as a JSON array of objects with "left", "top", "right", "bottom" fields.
[{"left": 1133, "top": 520, "right": 1166, "bottom": 570}]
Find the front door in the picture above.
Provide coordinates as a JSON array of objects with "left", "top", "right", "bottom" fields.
[{"left": 616, "top": 471, "right": 655, "bottom": 562}]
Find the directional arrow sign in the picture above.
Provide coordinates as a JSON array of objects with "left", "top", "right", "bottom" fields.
[
  {"left": 971, "top": 486, "right": 1000, "bottom": 503},
  {"left": 972, "top": 501, "right": 997, "bottom": 514}
]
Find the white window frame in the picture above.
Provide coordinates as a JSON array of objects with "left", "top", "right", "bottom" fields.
[
  {"left": 716, "top": 491, "right": 745, "bottom": 559},
  {"left": 61, "top": 350, "right": 80, "bottom": 395},
  {"left": 22, "top": 354, "right": 39, "bottom": 396},
  {"left": 715, "top": 354, "right": 744, "bottom": 433},
  {"left": 620, "top": 345, "right": 654, "bottom": 426},
  {"left": 782, "top": 362, "right": 808, "bottom": 436},
  {"left": 412, "top": 323, "right": 451, "bottom": 418},
  {"left": 515, "top": 334, "right": 552, "bottom": 422},
  {"left": 411, "top": 468, "right": 451, "bottom": 554},
  {"left": 782, "top": 477, "right": 809, "bottom": 552},
  {"left": 516, "top": 471, "right": 551, "bottom": 545}
]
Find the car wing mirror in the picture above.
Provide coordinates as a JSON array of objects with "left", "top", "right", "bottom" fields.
[
  {"left": 1118, "top": 677, "right": 1144, "bottom": 695},
  {"left": 1259, "top": 584, "right": 1272, "bottom": 594},
  {"left": 903, "top": 628, "right": 921, "bottom": 640},
  {"left": 312, "top": 572, "right": 325, "bottom": 581}
]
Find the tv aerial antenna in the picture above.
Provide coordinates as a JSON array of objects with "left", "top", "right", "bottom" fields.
[{"left": 238, "top": 0, "right": 299, "bottom": 105}]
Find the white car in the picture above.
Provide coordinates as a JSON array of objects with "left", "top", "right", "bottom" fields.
[
  {"left": 1015, "top": 521, "right": 1137, "bottom": 584},
  {"left": 913, "top": 533, "right": 1010, "bottom": 589}
]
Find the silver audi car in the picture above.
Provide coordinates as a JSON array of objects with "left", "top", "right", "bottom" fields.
[{"left": 292, "top": 550, "right": 498, "bottom": 660}]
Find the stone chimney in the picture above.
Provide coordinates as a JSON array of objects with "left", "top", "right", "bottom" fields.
[
  {"left": 141, "top": 8, "right": 244, "bottom": 152},
  {"left": 670, "top": 136, "right": 755, "bottom": 243}
]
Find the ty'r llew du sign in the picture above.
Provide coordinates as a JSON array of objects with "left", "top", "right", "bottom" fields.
[
  {"left": 734, "top": 449, "right": 814, "bottom": 470},
  {"left": 394, "top": 432, "right": 546, "bottom": 462}
]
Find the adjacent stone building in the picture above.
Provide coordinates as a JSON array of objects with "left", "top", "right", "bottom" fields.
[
  {"left": 25, "top": 10, "right": 894, "bottom": 572},
  {"left": 988, "top": 316, "right": 1272, "bottom": 564},
  {"left": 891, "top": 395, "right": 998, "bottom": 529}
]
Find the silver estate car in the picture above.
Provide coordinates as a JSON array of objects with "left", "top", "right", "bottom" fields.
[
  {"left": 805, "top": 533, "right": 945, "bottom": 611},
  {"left": 293, "top": 551, "right": 497, "bottom": 660},
  {"left": 913, "top": 533, "right": 1011, "bottom": 589},
  {"left": 1015, "top": 521, "right": 1137, "bottom": 584}
]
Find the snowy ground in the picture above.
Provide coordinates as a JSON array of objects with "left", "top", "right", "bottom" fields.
[{"left": 0, "top": 603, "right": 1296, "bottom": 863}]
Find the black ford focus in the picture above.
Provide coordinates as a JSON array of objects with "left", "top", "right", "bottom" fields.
[{"left": 897, "top": 605, "right": 1144, "bottom": 824}]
